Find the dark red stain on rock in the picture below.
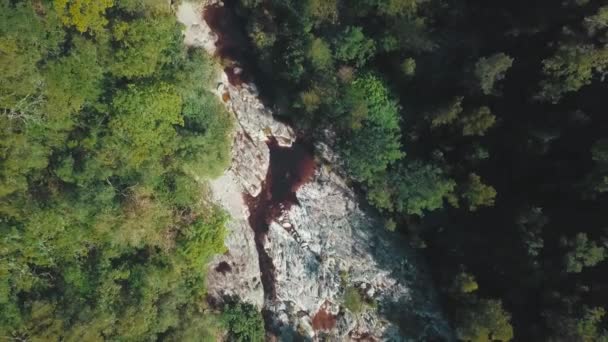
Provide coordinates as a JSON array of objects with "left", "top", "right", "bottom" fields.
[
  {"left": 215, "top": 261, "right": 232, "bottom": 274},
  {"left": 244, "top": 138, "right": 316, "bottom": 301},
  {"left": 312, "top": 308, "right": 337, "bottom": 331}
]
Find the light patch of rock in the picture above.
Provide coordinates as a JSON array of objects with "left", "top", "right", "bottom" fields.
[
  {"left": 207, "top": 172, "right": 264, "bottom": 308},
  {"left": 176, "top": 1, "right": 217, "bottom": 52}
]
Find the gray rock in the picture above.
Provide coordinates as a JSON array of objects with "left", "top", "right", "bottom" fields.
[
  {"left": 208, "top": 172, "right": 264, "bottom": 308},
  {"left": 265, "top": 166, "right": 453, "bottom": 340},
  {"left": 178, "top": 2, "right": 453, "bottom": 340}
]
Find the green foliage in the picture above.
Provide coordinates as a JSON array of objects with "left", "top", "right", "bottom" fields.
[
  {"left": 109, "top": 16, "right": 182, "bottom": 78},
  {"left": 344, "top": 287, "right": 364, "bottom": 314},
  {"left": 546, "top": 305, "right": 608, "bottom": 342},
  {"left": 460, "top": 106, "right": 496, "bottom": 136},
  {"left": 584, "top": 6, "right": 608, "bottom": 36},
  {"left": 401, "top": 57, "right": 416, "bottom": 76},
  {"left": 109, "top": 83, "right": 183, "bottom": 167},
  {"left": 307, "top": 0, "right": 338, "bottom": 23},
  {"left": 368, "top": 161, "right": 456, "bottom": 216},
  {"left": 462, "top": 173, "right": 497, "bottom": 211},
  {"left": 115, "top": 0, "right": 173, "bottom": 16},
  {"left": 43, "top": 37, "right": 104, "bottom": 124},
  {"left": 334, "top": 27, "right": 376, "bottom": 67},
  {"left": 175, "top": 53, "right": 233, "bottom": 180},
  {"left": 359, "top": 0, "right": 417, "bottom": 16},
  {"left": 562, "top": 233, "right": 606, "bottom": 273},
  {"left": 456, "top": 299, "right": 514, "bottom": 342},
  {"left": 385, "top": 218, "right": 398, "bottom": 232},
  {"left": 378, "top": 0, "right": 417, "bottom": 16},
  {"left": 248, "top": 21, "right": 276, "bottom": 50},
  {"left": 452, "top": 272, "right": 479, "bottom": 294},
  {"left": 221, "top": 299, "right": 265, "bottom": 342},
  {"left": 309, "top": 38, "right": 333, "bottom": 71},
  {"left": 300, "top": 88, "right": 323, "bottom": 113},
  {"left": 54, "top": 0, "right": 114, "bottom": 33},
  {"left": 340, "top": 74, "right": 403, "bottom": 183},
  {"left": 206, "top": 0, "right": 608, "bottom": 340},
  {"left": 0, "top": 1, "right": 63, "bottom": 114},
  {"left": 517, "top": 207, "right": 547, "bottom": 260},
  {"left": 474, "top": 53, "right": 514, "bottom": 95},
  {"left": 538, "top": 44, "right": 608, "bottom": 103},
  {"left": 429, "top": 96, "right": 464, "bottom": 129},
  {"left": 583, "top": 139, "right": 608, "bottom": 195},
  {"left": 0, "top": 2, "right": 232, "bottom": 340},
  {"left": 577, "top": 307, "right": 608, "bottom": 342}
]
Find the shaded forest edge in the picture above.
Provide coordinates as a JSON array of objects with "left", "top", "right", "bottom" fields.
[
  {"left": 226, "top": 0, "right": 608, "bottom": 340},
  {"left": 0, "top": 1, "right": 263, "bottom": 341}
]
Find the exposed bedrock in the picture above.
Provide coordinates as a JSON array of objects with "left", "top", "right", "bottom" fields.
[{"left": 177, "top": 2, "right": 453, "bottom": 340}]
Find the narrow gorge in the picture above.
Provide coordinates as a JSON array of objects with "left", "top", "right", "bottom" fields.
[{"left": 178, "top": 1, "right": 453, "bottom": 340}]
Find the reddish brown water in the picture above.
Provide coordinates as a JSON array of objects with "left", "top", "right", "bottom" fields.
[
  {"left": 244, "top": 138, "right": 316, "bottom": 300},
  {"left": 203, "top": 2, "right": 252, "bottom": 86}
]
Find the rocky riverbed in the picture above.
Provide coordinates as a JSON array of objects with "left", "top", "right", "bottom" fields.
[{"left": 177, "top": 2, "right": 453, "bottom": 340}]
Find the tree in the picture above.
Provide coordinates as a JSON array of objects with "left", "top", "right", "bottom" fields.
[
  {"left": 0, "top": 1, "right": 63, "bottom": 113},
  {"left": 109, "top": 83, "right": 183, "bottom": 167},
  {"left": 538, "top": 44, "right": 608, "bottom": 103},
  {"left": 54, "top": 0, "right": 113, "bottom": 33},
  {"left": 456, "top": 299, "right": 514, "bottom": 342},
  {"left": 461, "top": 106, "right": 496, "bottom": 136},
  {"left": 562, "top": 233, "right": 606, "bottom": 273},
  {"left": 334, "top": 27, "right": 376, "bottom": 67},
  {"left": 360, "top": 0, "right": 417, "bottom": 16},
  {"left": 474, "top": 53, "right": 514, "bottom": 95},
  {"left": 545, "top": 306, "right": 608, "bottom": 342},
  {"left": 584, "top": 6, "right": 608, "bottom": 36},
  {"left": 582, "top": 139, "right": 608, "bottom": 196},
  {"left": 401, "top": 57, "right": 416, "bottom": 76},
  {"left": 109, "top": 16, "right": 181, "bottom": 78},
  {"left": 1, "top": 3, "right": 231, "bottom": 341},
  {"left": 307, "top": 0, "right": 338, "bottom": 23},
  {"left": 379, "top": 0, "right": 417, "bottom": 16},
  {"left": 428, "top": 96, "right": 464, "bottom": 129},
  {"left": 248, "top": 21, "right": 276, "bottom": 50},
  {"left": 367, "top": 161, "right": 456, "bottom": 216},
  {"left": 452, "top": 272, "right": 479, "bottom": 294},
  {"left": 462, "top": 173, "right": 497, "bottom": 211},
  {"left": 340, "top": 74, "right": 403, "bottom": 183},
  {"left": 517, "top": 207, "right": 547, "bottom": 260},
  {"left": 309, "top": 38, "right": 333, "bottom": 71},
  {"left": 299, "top": 88, "right": 322, "bottom": 113},
  {"left": 221, "top": 299, "right": 265, "bottom": 342},
  {"left": 43, "top": 37, "right": 103, "bottom": 126}
]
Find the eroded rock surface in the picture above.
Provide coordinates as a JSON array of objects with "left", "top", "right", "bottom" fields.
[
  {"left": 177, "top": 2, "right": 453, "bottom": 340},
  {"left": 266, "top": 156, "right": 452, "bottom": 340}
]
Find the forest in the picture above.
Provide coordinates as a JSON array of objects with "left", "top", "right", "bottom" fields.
[
  {"left": 0, "top": 0, "right": 269, "bottom": 340},
  {"left": 229, "top": 0, "right": 608, "bottom": 340},
  {"left": 4, "top": 0, "right": 608, "bottom": 341}
]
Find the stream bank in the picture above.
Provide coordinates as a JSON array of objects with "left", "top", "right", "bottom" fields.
[{"left": 177, "top": 1, "right": 454, "bottom": 340}]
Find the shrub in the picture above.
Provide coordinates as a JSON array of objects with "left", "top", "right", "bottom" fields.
[
  {"left": 344, "top": 287, "right": 364, "bottom": 314},
  {"left": 221, "top": 299, "right": 265, "bottom": 342}
]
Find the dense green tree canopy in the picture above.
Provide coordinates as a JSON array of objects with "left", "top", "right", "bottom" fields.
[
  {"left": 0, "top": 1, "right": 234, "bottom": 340},
  {"left": 367, "top": 161, "right": 456, "bottom": 216}
]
